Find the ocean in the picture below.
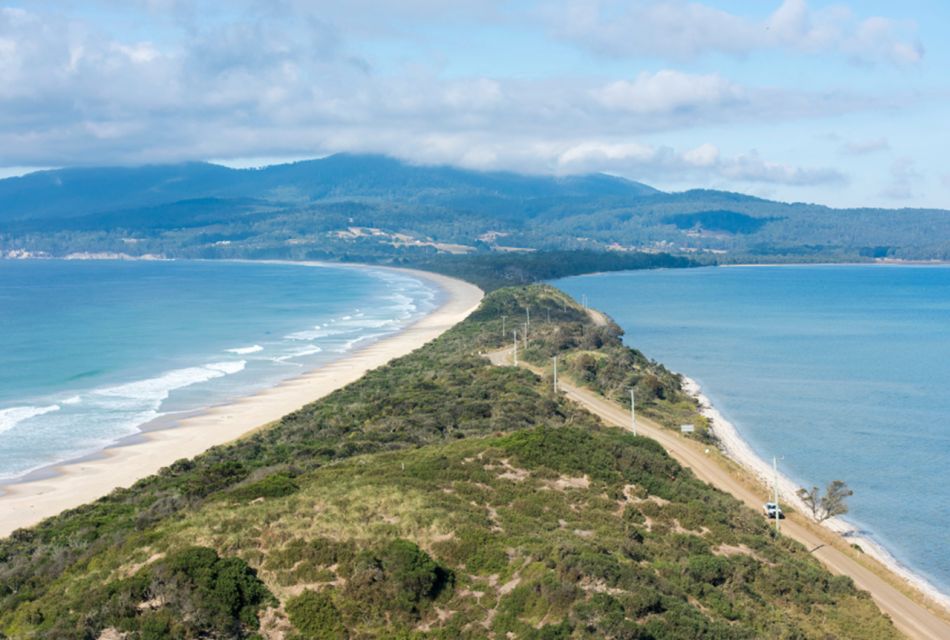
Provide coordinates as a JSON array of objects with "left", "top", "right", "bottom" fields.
[
  {"left": 554, "top": 265, "right": 950, "bottom": 599},
  {"left": 0, "top": 259, "right": 439, "bottom": 483}
]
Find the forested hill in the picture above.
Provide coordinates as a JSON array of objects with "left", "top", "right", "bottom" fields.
[
  {"left": 0, "top": 155, "right": 658, "bottom": 223},
  {"left": 2, "top": 153, "right": 949, "bottom": 261},
  {"left": 0, "top": 286, "right": 898, "bottom": 639}
]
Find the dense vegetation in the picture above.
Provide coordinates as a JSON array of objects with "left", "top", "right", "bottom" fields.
[
  {"left": 409, "top": 251, "right": 695, "bottom": 292},
  {"left": 2, "top": 154, "right": 949, "bottom": 262},
  {"left": 469, "top": 286, "right": 710, "bottom": 436},
  {"left": 0, "top": 286, "right": 898, "bottom": 638}
]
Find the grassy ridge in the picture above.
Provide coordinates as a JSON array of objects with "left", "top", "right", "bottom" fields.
[{"left": 0, "top": 286, "right": 898, "bottom": 639}]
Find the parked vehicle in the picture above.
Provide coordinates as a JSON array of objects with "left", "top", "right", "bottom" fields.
[{"left": 764, "top": 502, "right": 785, "bottom": 519}]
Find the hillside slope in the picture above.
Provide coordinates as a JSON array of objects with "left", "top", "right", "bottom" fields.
[{"left": 0, "top": 286, "right": 900, "bottom": 639}]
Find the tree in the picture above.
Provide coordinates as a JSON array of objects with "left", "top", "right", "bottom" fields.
[
  {"left": 822, "top": 480, "right": 854, "bottom": 520},
  {"left": 797, "top": 486, "right": 822, "bottom": 520},
  {"left": 797, "top": 481, "right": 853, "bottom": 522}
]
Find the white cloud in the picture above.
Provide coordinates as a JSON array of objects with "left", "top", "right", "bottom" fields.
[
  {"left": 683, "top": 143, "right": 720, "bottom": 167},
  {"left": 442, "top": 78, "right": 505, "bottom": 111},
  {"left": 594, "top": 70, "right": 744, "bottom": 114},
  {"left": 0, "top": 3, "right": 893, "bottom": 196},
  {"left": 720, "top": 151, "right": 846, "bottom": 186},
  {"left": 554, "top": 141, "right": 843, "bottom": 186},
  {"left": 550, "top": 0, "right": 923, "bottom": 65},
  {"left": 109, "top": 42, "right": 160, "bottom": 64},
  {"left": 558, "top": 141, "right": 659, "bottom": 167},
  {"left": 0, "top": 6, "right": 883, "bottom": 168}
]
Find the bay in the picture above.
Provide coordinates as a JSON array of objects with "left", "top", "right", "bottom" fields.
[
  {"left": 0, "top": 259, "right": 438, "bottom": 481},
  {"left": 555, "top": 264, "right": 950, "bottom": 598}
]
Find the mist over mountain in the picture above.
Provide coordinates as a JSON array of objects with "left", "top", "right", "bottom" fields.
[{"left": 1, "top": 154, "right": 948, "bottom": 262}]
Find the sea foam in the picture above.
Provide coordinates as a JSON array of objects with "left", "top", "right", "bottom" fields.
[
  {"left": 273, "top": 345, "right": 323, "bottom": 363},
  {"left": 95, "top": 360, "right": 247, "bottom": 403},
  {"left": 227, "top": 345, "right": 263, "bottom": 355},
  {"left": 0, "top": 404, "right": 61, "bottom": 435}
]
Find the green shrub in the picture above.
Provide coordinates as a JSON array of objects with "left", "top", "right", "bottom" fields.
[
  {"left": 101, "top": 546, "right": 274, "bottom": 638},
  {"left": 227, "top": 473, "right": 299, "bottom": 501},
  {"left": 286, "top": 590, "right": 347, "bottom": 640},
  {"left": 341, "top": 539, "right": 452, "bottom": 621},
  {"left": 686, "top": 555, "right": 731, "bottom": 587}
]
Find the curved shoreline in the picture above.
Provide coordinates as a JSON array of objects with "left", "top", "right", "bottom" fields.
[
  {"left": 0, "top": 264, "right": 483, "bottom": 538},
  {"left": 683, "top": 375, "right": 950, "bottom": 614}
]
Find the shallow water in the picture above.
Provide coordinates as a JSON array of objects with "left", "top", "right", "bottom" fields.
[
  {"left": 554, "top": 265, "right": 950, "bottom": 597},
  {"left": 0, "top": 260, "right": 439, "bottom": 481}
]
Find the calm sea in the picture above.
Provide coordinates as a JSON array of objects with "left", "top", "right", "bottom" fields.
[
  {"left": 0, "top": 260, "right": 439, "bottom": 482},
  {"left": 554, "top": 265, "right": 950, "bottom": 598}
]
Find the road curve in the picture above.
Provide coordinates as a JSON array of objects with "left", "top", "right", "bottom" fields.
[{"left": 486, "top": 347, "right": 950, "bottom": 640}]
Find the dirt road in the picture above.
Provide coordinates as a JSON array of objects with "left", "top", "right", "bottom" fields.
[{"left": 486, "top": 348, "right": 950, "bottom": 640}]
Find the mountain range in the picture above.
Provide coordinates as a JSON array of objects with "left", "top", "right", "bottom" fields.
[{"left": 1, "top": 154, "right": 948, "bottom": 261}]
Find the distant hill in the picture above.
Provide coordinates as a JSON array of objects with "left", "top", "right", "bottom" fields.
[{"left": 1, "top": 153, "right": 949, "bottom": 261}]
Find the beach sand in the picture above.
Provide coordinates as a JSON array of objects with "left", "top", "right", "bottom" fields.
[
  {"left": 682, "top": 376, "right": 950, "bottom": 614},
  {"left": 0, "top": 265, "right": 482, "bottom": 538}
]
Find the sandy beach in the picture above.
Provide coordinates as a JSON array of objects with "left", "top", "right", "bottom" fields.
[
  {"left": 682, "top": 376, "right": 950, "bottom": 614},
  {"left": 0, "top": 265, "right": 483, "bottom": 538}
]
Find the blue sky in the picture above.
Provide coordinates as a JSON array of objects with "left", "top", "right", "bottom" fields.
[{"left": 1, "top": 1, "right": 947, "bottom": 208}]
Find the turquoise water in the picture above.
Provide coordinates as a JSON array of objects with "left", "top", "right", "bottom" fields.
[
  {"left": 554, "top": 265, "right": 950, "bottom": 597},
  {"left": 0, "top": 260, "right": 439, "bottom": 482}
]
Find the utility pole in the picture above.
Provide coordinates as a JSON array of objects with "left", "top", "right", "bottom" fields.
[
  {"left": 501, "top": 315, "right": 507, "bottom": 340},
  {"left": 552, "top": 355, "right": 558, "bottom": 392},
  {"left": 629, "top": 388, "right": 637, "bottom": 436},
  {"left": 512, "top": 330, "right": 518, "bottom": 366},
  {"left": 523, "top": 321, "right": 528, "bottom": 349},
  {"left": 773, "top": 456, "right": 781, "bottom": 535},
  {"left": 525, "top": 307, "right": 530, "bottom": 341}
]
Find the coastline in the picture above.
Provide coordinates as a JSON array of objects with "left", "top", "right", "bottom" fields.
[
  {"left": 682, "top": 375, "right": 950, "bottom": 614},
  {"left": 720, "top": 260, "right": 950, "bottom": 268},
  {"left": 0, "top": 264, "right": 483, "bottom": 537}
]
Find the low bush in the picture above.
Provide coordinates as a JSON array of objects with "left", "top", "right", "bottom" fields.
[
  {"left": 286, "top": 590, "right": 347, "bottom": 640},
  {"left": 226, "top": 473, "right": 299, "bottom": 501}
]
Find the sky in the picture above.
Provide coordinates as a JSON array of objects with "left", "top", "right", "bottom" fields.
[{"left": 0, "top": 0, "right": 948, "bottom": 208}]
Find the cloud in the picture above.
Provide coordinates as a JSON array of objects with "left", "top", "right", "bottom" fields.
[
  {"left": 0, "top": 3, "right": 893, "bottom": 196},
  {"left": 593, "top": 70, "right": 745, "bottom": 114},
  {"left": 554, "top": 142, "right": 845, "bottom": 186},
  {"left": 719, "top": 151, "right": 846, "bottom": 186},
  {"left": 840, "top": 137, "right": 890, "bottom": 155},
  {"left": 549, "top": 0, "right": 923, "bottom": 64},
  {"left": 0, "top": 5, "right": 882, "bottom": 168}
]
